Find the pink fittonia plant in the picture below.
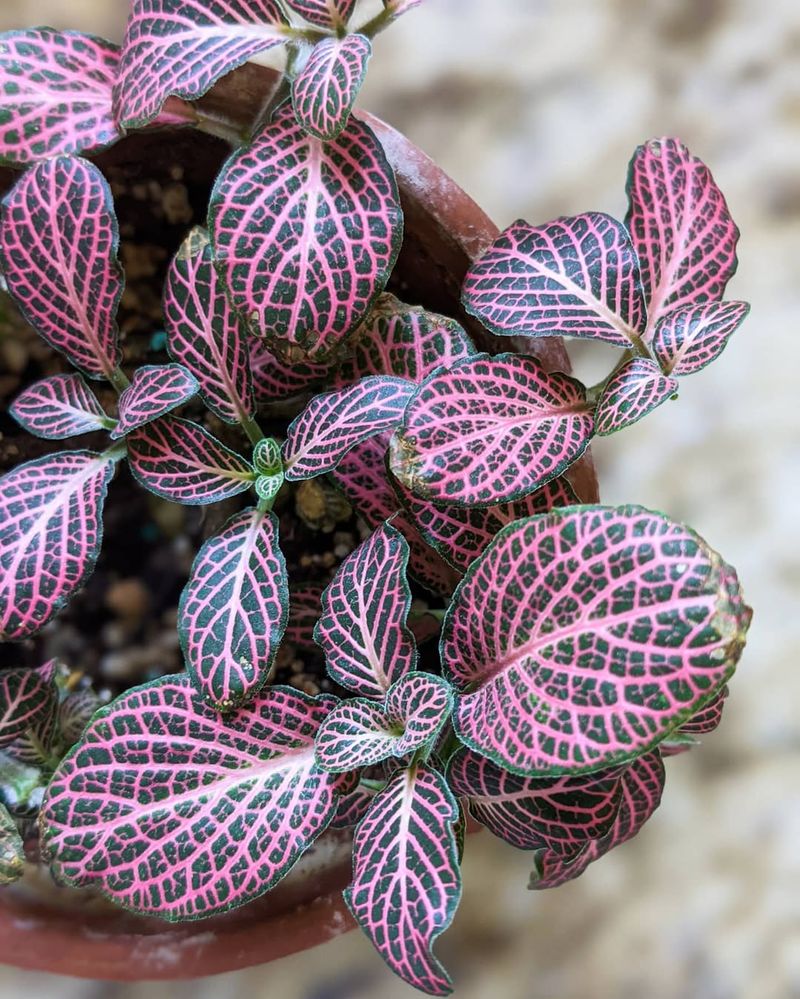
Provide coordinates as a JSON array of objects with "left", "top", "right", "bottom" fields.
[{"left": 0, "top": 2, "right": 752, "bottom": 993}]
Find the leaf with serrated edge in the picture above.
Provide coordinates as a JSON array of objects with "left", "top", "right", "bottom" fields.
[
  {"left": 283, "top": 376, "right": 414, "bottom": 481},
  {"left": 164, "top": 228, "right": 254, "bottom": 425},
  {"left": 111, "top": 364, "right": 198, "bottom": 440},
  {"left": 626, "top": 137, "right": 740, "bottom": 334},
  {"left": 391, "top": 353, "right": 594, "bottom": 508},
  {"left": 292, "top": 35, "right": 370, "bottom": 142},
  {"left": 250, "top": 337, "right": 329, "bottom": 405},
  {"left": 315, "top": 673, "right": 453, "bottom": 773},
  {"left": 0, "top": 451, "right": 119, "bottom": 640},
  {"left": 0, "top": 156, "right": 123, "bottom": 380},
  {"left": 180, "top": 509, "right": 288, "bottom": 710},
  {"left": 209, "top": 109, "right": 403, "bottom": 362},
  {"left": 595, "top": 357, "right": 677, "bottom": 437},
  {"left": 40, "top": 679, "right": 352, "bottom": 919},
  {"left": 652, "top": 301, "right": 750, "bottom": 377},
  {"left": 127, "top": 416, "right": 254, "bottom": 506},
  {"left": 315, "top": 523, "right": 417, "bottom": 697},
  {"left": 0, "top": 662, "right": 58, "bottom": 746},
  {"left": 286, "top": 582, "right": 324, "bottom": 652},
  {"left": 0, "top": 803, "right": 24, "bottom": 884},
  {"left": 114, "top": 0, "right": 288, "bottom": 129},
  {"left": 462, "top": 214, "right": 646, "bottom": 349},
  {"left": 345, "top": 763, "right": 460, "bottom": 996},
  {"left": 10, "top": 375, "right": 112, "bottom": 440},
  {"left": 442, "top": 505, "right": 751, "bottom": 777},
  {"left": 0, "top": 29, "right": 121, "bottom": 167},
  {"left": 284, "top": 0, "right": 356, "bottom": 28},
  {"left": 447, "top": 747, "right": 622, "bottom": 853}
]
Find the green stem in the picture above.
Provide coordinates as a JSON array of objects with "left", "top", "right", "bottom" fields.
[
  {"left": 103, "top": 440, "right": 129, "bottom": 464},
  {"left": 108, "top": 365, "right": 131, "bottom": 394},
  {"left": 356, "top": 5, "right": 397, "bottom": 39},
  {"left": 241, "top": 414, "right": 265, "bottom": 446},
  {"left": 359, "top": 777, "right": 388, "bottom": 793}
]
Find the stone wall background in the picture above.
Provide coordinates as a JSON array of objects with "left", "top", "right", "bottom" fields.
[{"left": 0, "top": 1, "right": 798, "bottom": 996}]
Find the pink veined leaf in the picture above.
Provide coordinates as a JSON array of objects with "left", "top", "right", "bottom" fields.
[
  {"left": 127, "top": 415, "right": 254, "bottom": 506},
  {"left": 10, "top": 374, "right": 113, "bottom": 440},
  {"left": 57, "top": 688, "right": 102, "bottom": 746},
  {"left": 314, "top": 522, "right": 418, "bottom": 697},
  {"left": 530, "top": 751, "right": 666, "bottom": 890},
  {"left": 345, "top": 762, "right": 461, "bottom": 996},
  {"left": 164, "top": 227, "right": 254, "bottom": 425},
  {"left": 3, "top": 692, "right": 60, "bottom": 767},
  {"left": 0, "top": 661, "right": 58, "bottom": 747},
  {"left": 652, "top": 301, "right": 750, "bottom": 377},
  {"left": 447, "top": 747, "right": 622, "bottom": 854},
  {"left": 594, "top": 357, "right": 678, "bottom": 437},
  {"left": 330, "top": 784, "right": 375, "bottom": 830},
  {"left": 250, "top": 338, "right": 329, "bottom": 406},
  {"left": 382, "top": 0, "right": 425, "bottom": 19},
  {"left": 283, "top": 376, "right": 414, "bottom": 480},
  {"left": 441, "top": 505, "right": 751, "bottom": 777},
  {"left": 179, "top": 508, "right": 288, "bottom": 711},
  {"left": 208, "top": 109, "right": 403, "bottom": 363},
  {"left": 111, "top": 364, "right": 199, "bottom": 440},
  {"left": 661, "top": 685, "right": 728, "bottom": 756},
  {"left": 390, "top": 353, "right": 594, "bottom": 508},
  {"left": 315, "top": 673, "right": 454, "bottom": 773},
  {"left": 0, "top": 450, "right": 120, "bottom": 641},
  {"left": 114, "top": 0, "right": 289, "bottom": 129},
  {"left": 283, "top": 0, "right": 356, "bottom": 28},
  {"left": 0, "top": 803, "right": 24, "bottom": 885},
  {"left": 40, "top": 678, "right": 353, "bottom": 919},
  {"left": 461, "top": 214, "right": 646, "bottom": 349},
  {"left": 0, "top": 29, "right": 121, "bottom": 167},
  {"left": 285, "top": 582, "right": 324, "bottom": 652},
  {"left": 0, "top": 156, "right": 123, "bottom": 381},
  {"left": 625, "top": 137, "right": 740, "bottom": 334},
  {"left": 292, "top": 35, "right": 371, "bottom": 141}
]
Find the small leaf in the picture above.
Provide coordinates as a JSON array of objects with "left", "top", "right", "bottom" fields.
[
  {"left": 250, "top": 338, "right": 329, "bottom": 405},
  {"left": 284, "top": 0, "right": 356, "bottom": 28},
  {"left": 164, "top": 227, "right": 254, "bottom": 425},
  {"left": 0, "top": 802, "right": 24, "bottom": 884},
  {"left": 382, "top": 0, "right": 425, "bottom": 20},
  {"left": 0, "top": 451, "right": 119, "bottom": 640},
  {"left": 0, "top": 156, "right": 123, "bottom": 380},
  {"left": 345, "top": 763, "right": 461, "bottom": 996},
  {"left": 209, "top": 109, "right": 403, "bottom": 362},
  {"left": 111, "top": 364, "right": 198, "bottom": 440},
  {"left": 115, "top": 0, "right": 288, "bottom": 129},
  {"left": 283, "top": 376, "right": 414, "bottom": 481},
  {"left": 315, "top": 522, "right": 417, "bottom": 697},
  {"left": 252, "top": 438, "right": 282, "bottom": 475},
  {"left": 57, "top": 688, "right": 102, "bottom": 746},
  {"left": 391, "top": 353, "right": 594, "bottom": 507},
  {"left": 442, "top": 506, "right": 751, "bottom": 776},
  {"left": 179, "top": 509, "right": 288, "bottom": 710},
  {"left": 286, "top": 582, "right": 324, "bottom": 652},
  {"left": 40, "top": 679, "right": 352, "bottom": 918},
  {"left": 0, "top": 29, "right": 121, "bottom": 167},
  {"left": 127, "top": 416, "right": 254, "bottom": 505},
  {"left": 292, "top": 35, "right": 371, "bottom": 141},
  {"left": 10, "top": 374, "right": 112, "bottom": 440},
  {"left": 661, "top": 686, "right": 727, "bottom": 756},
  {"left": 594, "top": 357, "right": 677, "bottom": 437},
  {"left": 315, "top": 673, "right": 453, "bottom": 773},
  {"left": 626, "top": 137, "right": 740, "bottom": 330},
  {"left": 0, "top": 662, "right": 58, "bottom": 747},
  {"left": 462, "top": 214, "right": 646, "bottom": 348},
  {"left": 652, "top": 301, "right": 750, "bottom": 377}
]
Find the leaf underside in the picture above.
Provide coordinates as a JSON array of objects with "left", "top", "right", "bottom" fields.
[{"left": 594, "top": 357, "right": 677, "bottom": 436}]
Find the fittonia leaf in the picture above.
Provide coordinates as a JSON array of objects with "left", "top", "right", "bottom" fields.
[
  {"left": 0, "top": 661, "right": 58, "bottom": 746},
  {"left": 285, "top": 582, "right": 324, "bottom": 652},
  {"left": 0, "top": 29, "right": 121, "bottom": 167},
  {"left": 127, "top": 415, "right": 255, "bottom": 505},
  {"left": 10, "top": 375, "right": 113, "bottom": 440},
  {"left": 179, "top": 509, "right": 288, "bottom": 710},
  {"left": 114, "top": 0, "right": 288, "bottom": 129},
  {"left": 652, "top": 301, "right": 750, "bottom": 377},
  {"left": 0, "top": 803, "right": 24, "bottom": 884},
  {"left": 250, "top": 337, "right": 329, "bottom": 405},
  {"left": 209, "top": 109, "right": 403, "bottom": 362},
  {"left": 40, "top": 678, "right": 352, "bottom": 918},
  {"left": 57, "top": 688, "right": 102, "bottom": 746},
  {"left": 0, "top": 156, "right": 123, "bottom": 381},
  {"left": 315, "top": 673, "right": 453, "bottom": 773},
  {"left": 594, "top": 357, "right": 678, "bottom": 437},
  {"left": 0, "top": 450, "right": 121, "bottom": 640},
  {"left": 314, "top": 523, "right": 418, "bottom": 697},
  {"left": 626, "top": 138, "right": 740, "bottom": 332},
  {"left": 661, "top": 686, "right": 727, "bottom": 756},
  {"left": 283, "top": 0, "right": 356, "bottom": 28},
  {"left": 292, "top": 35, "right": 372, "bottom": 141},
  {"left": 330, "top": 785, "right": 375, "bottom": 830},
  {"left": 462, "top": 214, "right": 646, "bottom": 349},
  {"left": 345, "top": 763, "right": 461, "bottom": 996},
  {"left": 391, "top": 354, "right": 594, "bottom": 507},
  {"left": 111, "top": 364, "right": 199, "bottom": 439},
  {"left": 441, "top": 506, "right": 751, "bottom": 776},
  {"left": 383, "top": 0, "right": 426, "bottom": 20}
]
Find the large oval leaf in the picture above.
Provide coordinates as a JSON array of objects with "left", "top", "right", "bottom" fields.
[
  {"left": 209, "top": 109, "right": 403, "bottom": 362},
  {"left": 441, "top": 506, "right": 751, "bottom": 776},
  {"left": 652, "top": 301, "right": 750, "bottom": 377},
  {"left": 111, "top": 364, "right": 198, "bottom": 440},
  {"left": 0, "top": 29, "right": 121, "bottom": 167},
  {"left": 0, "top": 156, "right": 123, "bottom": 381},
  {"left": 10, "top": 374, "right": 112, "bottom": 440},
  {"left": 292, "top": 35, "right": 371, "bottom": 141},
  {"left": 345, "top": 763, "right": 461, "bottom": 996},
  {"left": 40, "top": 679, "right": 351, "bottom": 919},
  {"left": 284, "top": 0, "right": 356, "bottom": 28},
  {"left": 0, "top": 450, "right": 119, "bottom": 641},
  {"left": 594, "top": 357, "right": 677, "bottom": 437},
  {"left": 0, "top": 661, "right": 58, "bottom": 746},
  {"left": 391, "top": 354, "right": 594, "bottom": 507},
  {"left": 179, "top": 509, "right": 288, "bottom": 710}
]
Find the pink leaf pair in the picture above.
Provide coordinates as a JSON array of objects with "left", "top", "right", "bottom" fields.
[
  {"left": 10, "top": 375, "right": 113, "bottom": 440},
  {"left": 292, "top": 35, "right": 371, "bottom": 141},
  {"left": 111, "top": 364, "right": 198, "bottom": 439},
  {"left": 0, "top": 661, "right": 58, "bottom": 746},
  {"left": 594, "top": 357, "right": 677, "bottom": 436}
]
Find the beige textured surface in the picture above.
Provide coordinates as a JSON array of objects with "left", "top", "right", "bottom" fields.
[{"left": 1, "top": 1, "right": 799, "bottom": 996}]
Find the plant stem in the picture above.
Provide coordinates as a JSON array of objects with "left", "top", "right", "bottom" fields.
[
  {"left": 108, "top": 365, "right": 131, "bottom": 394},
  {"left": 241, "top": 414, "right": 265, "bottom": 446},
  {"left": 356, "top": 5, "right": 397, "bottom": 39}
]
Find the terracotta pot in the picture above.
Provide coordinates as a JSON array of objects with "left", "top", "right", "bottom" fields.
[{"left": 0, "top": 65, "right": 598, "bottom": 979}]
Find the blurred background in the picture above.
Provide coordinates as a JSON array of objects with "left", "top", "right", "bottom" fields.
[{"left": 1, "top": 0, "right": 798, "bottom": 996}]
